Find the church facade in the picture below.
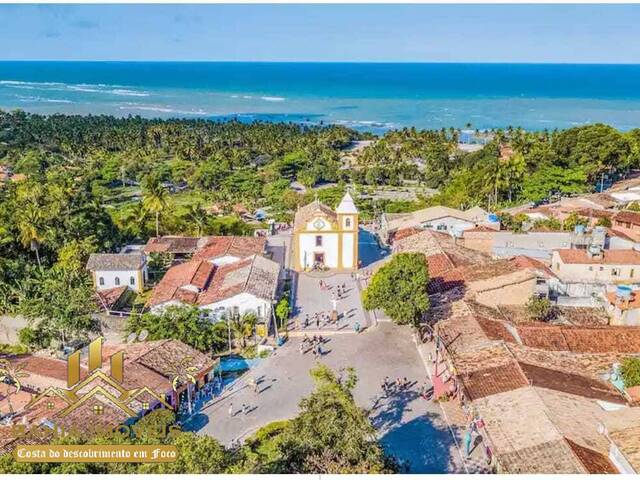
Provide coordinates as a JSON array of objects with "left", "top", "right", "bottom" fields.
[{"left": 292, "top": 192, "right": 359, "bottom": 272}]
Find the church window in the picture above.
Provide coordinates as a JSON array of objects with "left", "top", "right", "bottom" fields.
[
  {"left": 315, "top": 235, "right": 323, "bottom": 247},
  {"left": 115, "top": 277, "right": 120, "bottom": 286},
  {"left": 345, "top": 218, "right": 351, "bottom": 228}
]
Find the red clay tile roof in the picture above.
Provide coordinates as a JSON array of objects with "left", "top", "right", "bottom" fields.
[
  {"left": 96, "top": 286, "right": 129, "bottom": 311},
  {"left": 426, "top": 253, "right": 456, "bottom": 277},
  {"left": 193, "top": 236, "right": 266, "bottom": 261},
  {"left": 565, "top": 439, "right": 618, "bottom": 474},
  {"left": 516, "top": 324, "right": 640, "bottom": 353},
  {"left": 575, "top": 208, "right": 615, "bottom": 219},
  {"left": 511, "top": 255, "right": 556, "bottom": 278},
  {"left": 391, "top": 227, "right": 422, "bottom": 242},
  {"left": 555, "top": 249, "right": 640, "bottom": 265},
  {"left": 608, "top": 228, "right": 636, "bottom": 242},
  {"left": 461, "top": 361, "right": 529, "bottom": 401},
  {"left": 476, "top": 316, "right": 518, "bottom": 343},
  {"left": 144, "top": 236, "right": 201, "bottom": 254},
  {"left": 197, "top": 255, "right": 280, "bottom": 306},
  {"left": 147, "top": 260, "right": 215, "bottom": 307},
  {"left": 518, "top": 362, "right": 625, "bottom": 404},
  {"left": 13, "top": 355, "right": 87, "bottom": 383},
  {"left": 614, "top": 210, "right": 640, "bottom": 226}
]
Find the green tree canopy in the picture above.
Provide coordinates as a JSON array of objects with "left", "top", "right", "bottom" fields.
[{"left": 362, "top": 252, "right": 430, "bottom": 326}]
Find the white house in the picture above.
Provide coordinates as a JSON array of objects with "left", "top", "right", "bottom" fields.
[
  {"left": 292, "top": 192, "right": 359, "bottom": 271},
  {"left": 86, "top": 253, "right": 147, "bottom": 293},
  {"left": 551, "top": 248, "right": 640, "bottom": 285},
  {"left": 381, "top": 205, "right": 499, "bottom": 244},
  {"left": 147, "top": 254, "right": 280, "bottom": 322}
]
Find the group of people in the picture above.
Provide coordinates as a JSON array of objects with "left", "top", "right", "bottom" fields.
[
  {"left": 381, "top": 376, "right": 413, "bottom": 396},
  {"left": 300, "top": 334, "right": 326, "bottom": 358},
  {"left": 303, "top": 311, "right": 336, "bottom": 329}
]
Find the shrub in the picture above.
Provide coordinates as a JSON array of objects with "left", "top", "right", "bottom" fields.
[{"left": 621, "top": 357, "right": 640, "bottom": 388}]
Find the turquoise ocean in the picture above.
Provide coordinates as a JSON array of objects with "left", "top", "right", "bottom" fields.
[{"left": 1, "top": 62, "right": 640, "bottom": 132}]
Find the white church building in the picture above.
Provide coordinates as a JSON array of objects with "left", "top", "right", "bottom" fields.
[{"left": 292, "top": 192, "right": 359, "bottom": 272}]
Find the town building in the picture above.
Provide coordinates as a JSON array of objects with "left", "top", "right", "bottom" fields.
[
  {"left": 393, "top": 229, "right": 553, "bottom": 308},
  {"left": 147, "top": 254, "right": 281, "bottom": 321},
  {"left": 612, "top": 210, "right": 640, "bottom": 242},
  {"left": 86, "top": 253, "right": 147, "bottom": 293},
  {"left": 430, "top": 298, "right": 640, "bottom": 474},
  {"left": 551, "top": 248, "right": 640, "bottom": 285},
  {"left": 604, "top": 286, "right": 640, "bottom": 326},
  {"left": 380, "top": 205, "right": 499, "bottom": 245},
  {"left": 291, "top": 192, "right": 359, "bottom": 272}
]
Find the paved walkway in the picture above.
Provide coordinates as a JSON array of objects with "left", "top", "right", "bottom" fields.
[
  {"left": 196, "top": 322, "right": 463, "bottom": 473},
  {"left": 288, "top": 272, "right": 370, "bottom": 334}
]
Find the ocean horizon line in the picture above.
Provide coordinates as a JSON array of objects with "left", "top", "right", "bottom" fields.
[{"left": 2, "top": 60, "right": 640, "bottom": 67}]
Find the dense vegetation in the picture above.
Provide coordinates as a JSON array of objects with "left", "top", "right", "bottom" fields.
[
  {"left": 0, "top": 365, "right": 396, "bottom": 474},
  {"left": 2, "top": 109, "right": 640, "bottom": 350}
]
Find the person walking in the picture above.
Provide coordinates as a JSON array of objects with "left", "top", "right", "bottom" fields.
[
  {"left": 354, "top": 321, "right": 361, "bottom": 333},
  {"left": 464, "top": 430, "right": 473, "bottom": 458},
  {"left": 228, "top": 403, "right": 234, "bottom": 418},
  {"left": 242, "top": 403, "right": 248, "bottom": 415}
]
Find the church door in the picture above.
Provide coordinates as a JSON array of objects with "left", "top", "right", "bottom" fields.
[{"left": 314, "top": 253, "right": 325, "bottom": 267}]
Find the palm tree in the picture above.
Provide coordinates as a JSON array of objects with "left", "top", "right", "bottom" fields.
[
  {"left": 186, "top": 202, "right": 208, "bottom": 236},
  {"left": 142, "top": 174, "right": 168, "bottom": 237},
  {"left": 17, "top": 203, "right": 45, "bottom": 267},
  {"left": 230, "top": 312, "right": 258, "bottom": 349}
]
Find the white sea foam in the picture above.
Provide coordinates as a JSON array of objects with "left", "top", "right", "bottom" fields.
[
  {"left": 260, "top": 96, "right": 285, "bottom": 102},
  {"left": 1, "top": 80, "right": 149, "bottom": 97},
  {"left": 119, "top": 105, "right": 208, "bottom": 115},
  {"left": 17, "top": 95, "right": 72, "bottom": 104}
]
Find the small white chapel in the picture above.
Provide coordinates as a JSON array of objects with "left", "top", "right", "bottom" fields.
[{"left": 292, "top": 192, "right": 359, "bottom": 272}]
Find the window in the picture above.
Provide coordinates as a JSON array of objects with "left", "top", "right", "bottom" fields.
[
  {"left": 588, "top": 266, "right": 593, "bottom": 271},
  {"left": 233, "top": 306, "right": 239, "bottom": 316},
  {"left": 436, "top": 224, "right": 447, "bottom": 231},
  {"left": 612, "top": 268, "right": 621, "bottom": 277},
  {"left": 632, "top": 269, "right": 636, "bottom": 278},
  {"left": 99, "top": 277, "right": 104, "bottom": 286},
  {"left": 114, "top": 277, "right": 120, "bottom": 286},
  {"left": 345, "top": 218, "right": 351, "bottom": 228},
  {"left": 599, "top": 266, "right": 604, "bottom": 272},
  {"left": 130, "top": 276, "right": 135, "bottom": 286},
  {"left": 257, "top": 306, "right": 262, "bottom": 318},
  {"left": 315, "top": 235, "right": 323, "bottom": 247}
]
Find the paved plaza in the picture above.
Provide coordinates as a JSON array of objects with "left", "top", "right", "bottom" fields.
[
  {"left": 196, "top": 322, "right": 464, "bottom": 473},
  {"left": 289, "top": 272, "right": 370, "bottom": 333}
]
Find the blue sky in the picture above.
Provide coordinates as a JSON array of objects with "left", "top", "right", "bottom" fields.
[{"left": 2, "top": 4, "right": 640, "bottom": 63}]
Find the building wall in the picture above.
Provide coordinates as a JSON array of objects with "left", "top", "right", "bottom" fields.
[
  {"left": 462, "top": 231, "right": 496, "bottom": 254},
  {"left": 297, "top": 232, "right": 340, "bottom": 269},
  {"left": 420, "top": 216, "right": 475, "bottom": 233},
  {"left": 94, "top": 268, "right": 145, "bottom": 292},
  {"left": 472, "top": 277, "right": 537, "bottom": 308},
  {"left": 342, "top": 232, "right": 355, "bottom": 269},
  {"left": 200, "top": 292, "right": 272, "bottom": 322},
  {"left": 551, "top": 252, "right": 640, "bottom": 284}
]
